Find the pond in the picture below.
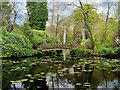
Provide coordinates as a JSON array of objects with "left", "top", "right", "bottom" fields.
[{"left": 2, "top": 53, "right": 120, "bottom": 90}]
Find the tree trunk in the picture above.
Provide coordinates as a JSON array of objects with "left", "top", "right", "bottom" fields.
[
  {"left": 52, "top": 0, "right": 54, "bottom": 25},
  {"left": 2, "top": 10, "right": 12, "bottom": 32},
  {"left": 63, "top": 27, "right": 66, "bottom": 44},
  {"left": 13, "top": 10, "right": 17, "bottom": 30},
  {"left": 82, "top": 29, "right": 85, "bottom": 40},
  {"left": 101, "top": 0, "right": 110, "bottom": 46},
  {"left": 79, "top": 0, "right": 95, "bottom": 52},
  {"left": 55, "top": 14, "right": 59, "bottom": 37}
]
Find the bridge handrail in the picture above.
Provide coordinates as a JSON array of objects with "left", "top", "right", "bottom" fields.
[{"left": 37, "top": 43, "right": 80, "bottom": 49}]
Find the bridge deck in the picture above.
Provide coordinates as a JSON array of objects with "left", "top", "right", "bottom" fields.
[
  {"left": 38, "top": 43, "right": 80, "bottom": 50},
  {"left": 42, "top": 48, "right": 70, "bottom": 51}
]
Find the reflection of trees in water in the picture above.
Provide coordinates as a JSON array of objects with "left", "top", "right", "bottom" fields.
[
  {"left": 49, "top": 60, "right": 120, "bottom": 89},
  {"left": 74, "top": 64, "right": 93, "bottom": 89},
  {"left": 102, "top": 70, "right": 108, "bottom": 88},
  {"left": 24, "top": 79, "right": 48, "bottom": 90},
  {"left": 118, "top": 60, "right": 120, "bottom": 89},
  {"left": 118, "top": 72, "right": 120, "bottom": 89},
  {"left": 101, "top": 68, "right": 119, "bottom": 89},
  {"left": 3, "top": 57, "right": 120, "bottom": 89},
  {"left": 51, "top": 63, "right": 73, "bottom": 88},
  {"left": 9, "top": 79, "right": 48, "bottom": 90}
]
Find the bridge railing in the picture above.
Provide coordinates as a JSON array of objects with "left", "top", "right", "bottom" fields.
[{"left": 37, "top": 43, "right": 80, "bottom": 49}]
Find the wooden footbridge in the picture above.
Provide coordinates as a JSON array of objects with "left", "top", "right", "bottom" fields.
[{"left": 37, "top": 43, "right": 80, "bottom": 51}]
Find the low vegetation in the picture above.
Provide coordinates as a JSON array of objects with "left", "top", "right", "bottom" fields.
[
  {"left": 70, "top": 48, "right": 92, "bottom": 58},
  {"left": 1, "top": 24, "right": 59, "bottom": 58}
]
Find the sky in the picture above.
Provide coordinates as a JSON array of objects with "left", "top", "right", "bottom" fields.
[{"left": 11, "top": 0, "right": 118, "bottom": 26}]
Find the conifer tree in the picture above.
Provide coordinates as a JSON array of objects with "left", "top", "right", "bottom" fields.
[{"left": 27, "top": 2, "right": 48, "bottom": 31}]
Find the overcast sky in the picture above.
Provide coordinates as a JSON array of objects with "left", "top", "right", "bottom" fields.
[{"left": 12, "top": 0, "right": 118, "bottom": 25}]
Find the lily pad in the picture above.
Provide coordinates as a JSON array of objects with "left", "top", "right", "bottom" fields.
[
  {"left": 30, "top": 80, "right": 34, "bottom": 82},
  {"left": 37, "top": 79, "right": 43, "bottom": 81},
  {"left": 25, "top": 74, "right": 32, "bottom": 77},
  {"left": 76, "top": 83, "right": 81, "bottom": 86},
  {"left": 20, "top": 79, "right": 28, "bottom": 82},
  {"left": 37, "top": 86, "right": 42, "bottom": 88}
]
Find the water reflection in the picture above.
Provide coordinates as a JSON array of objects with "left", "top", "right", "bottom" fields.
[
  {"left": 2, "top": 56, "right": 120, "bottom": 90},
  {"left": 63, "top": 52, "right": 66, "bottom": 61},
  {"left": 9, "top": 78, "right": 48, "bottom": 90}
]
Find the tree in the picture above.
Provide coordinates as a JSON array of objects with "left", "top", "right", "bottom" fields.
[
  {"left": 71, "top": 1, "right": 99, "bottom": 52},
  {"left": 51, "top": 0, "right": 55, "bottom": 25},
  {"left": 11, "top": 2, "right": 19, "bottom": 31},
  {"left": 101, "top": 0, "right": 115, "bottom": 46},
  {"left": 47, "top": 2, "right": 67, "bottom": 39},
  {"left": 55, "top": 5, "right": 61, "bottom": 37},
  {"left": 72, "top": 8, "right": 83, "bottom": 45},
  {"left": 1, "top": 2, "right": 12, "bottom": 32},
  {"left": 59, "top": 16, "right": 73, "bottom": 43},
  {"left": 49, "top": 4, "right": 63, "bottom": 37},
  {"left": 1, "top": 2, "right": 26, "bottom": 31},
  {"left": 27, "top": 2, "right": 48, "bottom": 31}
]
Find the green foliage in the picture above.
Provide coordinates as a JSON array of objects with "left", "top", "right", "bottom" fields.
[
  {"left": 84, "top": 49, "right": 91, "bottom": 55},
  {"left": 49, "top": 50, "right": 57, "bottom": 55},
  {"left": 56, "top": 50, "right": 62, "bottom": 55},
  {"left": 22, "top": 48, "right": 33, "bottom": 57},
  {"left": 1, "top": 2, "right": 12, "bottom": 31},
  {"left": 31, "top": 30, "right": 59, "bottom": 48},
  {"left": 37, "top": 48, "right": 43, "bottom": 56},
  {"left": 81, "top": 39, "right": 92, "bottom": 49},
  {"left": 44, "top": 50, "right": 57, "bottom": 58},
  {"left": 2, "top": 27, "right": 33, "bottom": 57},
  {"left": 113, "top": 47, "right": 120, "bottom": 57},
  {"left": 2, "top": 27, "right": 8, "bottom": 36},
  {"left": 46, "top": 36, "right": 60, "bottom": 43},
  {"left": 66, "top": 40, "right": 75, "bottom": 44},
  {"left": 27, "top": 2, "right": 48, "bottom": 30},
  {"left": 72, "top": 4, "right": 99, "bottom": 48},
  {"left": 49, "top": 50, "right": 57, "bottom": 58},
  {"left": 72, "top": 4, "right": 100, "bottom": 29},
  {"left": 70, "top": 48, "right": 92, "bottom": 58},
  {"left": 2, "top": 44, "right": 20, "bottom": 57},
  {"left": 20, "top": 23, "right": 59, "bottom": 49},
  {"left": 97, "top": 47, "right": 120, "bottom": 58},
  {"left": 98, "top": 48, "right": 114, "bottom": 57},
  {"left": 20, "top": 23, "right": 34, "bottom": 41}
]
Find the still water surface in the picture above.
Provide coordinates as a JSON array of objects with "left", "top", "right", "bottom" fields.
[{"left": 2, "top": 55, "right": 120, "bottom": 90}]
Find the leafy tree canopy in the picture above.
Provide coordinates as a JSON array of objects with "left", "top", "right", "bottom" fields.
[{"left": 27, "top": 2, "right": 48, "bottom": 31}]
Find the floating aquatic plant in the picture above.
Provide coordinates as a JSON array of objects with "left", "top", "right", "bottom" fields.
[
  {"left": 30, "top": 80, "right": 34, "bottom": 82},
  {"left": 76, "top": 83, "right": 81, "bottom": 86},
  {"left": 20, "top": 79, "right": 28, "bottom": 82}
]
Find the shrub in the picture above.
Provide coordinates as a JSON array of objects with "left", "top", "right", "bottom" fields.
[
  {"left": 66, "top": 40, "right": 75, "bottom": 44},
  {"left": 22, "top": 48, "right": 33, "bottom": 57},
  {"left": 84, "top": 49, "right": 91, "bottom": 55},
  {"left": 81, "top": 39, "right": 92, "bottom": 49},
  {"left": 113, "top": 47, "right": 120, "bottom": 57},
  {"left": 2, "top": 27, "right": 8, "bottom": 36},
  {"left": 98, "top": 48, "right": 114, "bottom": 57},
  {"left": 56, "top": 50, "right": 62, "bottom": 55},
  {"left": 49, "top": 50, "right": 57, "bottom": 56},
  {"left": 29, "top": 29, "right": 60, "bottom": 49},
  {"left": 37, "top": 48, "right": 43, "bottom": 57},
  {"left": 32, "top": 50, "right": 37, "bottom": 56},
  {"left": 2, "top": 27, "right": 33, "bottom": 57},
  {"left": 20, "top": 23, "right": 60, "bottom": 49},
  {"left": 70, "top": 48, "right": 91, "bottom": 58},
  {"left": 44, "top": 50, "right": 57, "bottom": 58},
  {"left": 70, "top": 48, "right": 84, "bottom": 57},
  {"left": 1, "top": 25, "right": 60, "bottom": 58},
  {"left": 2, "top": 44, "right": 21, "bottom": 57}
]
